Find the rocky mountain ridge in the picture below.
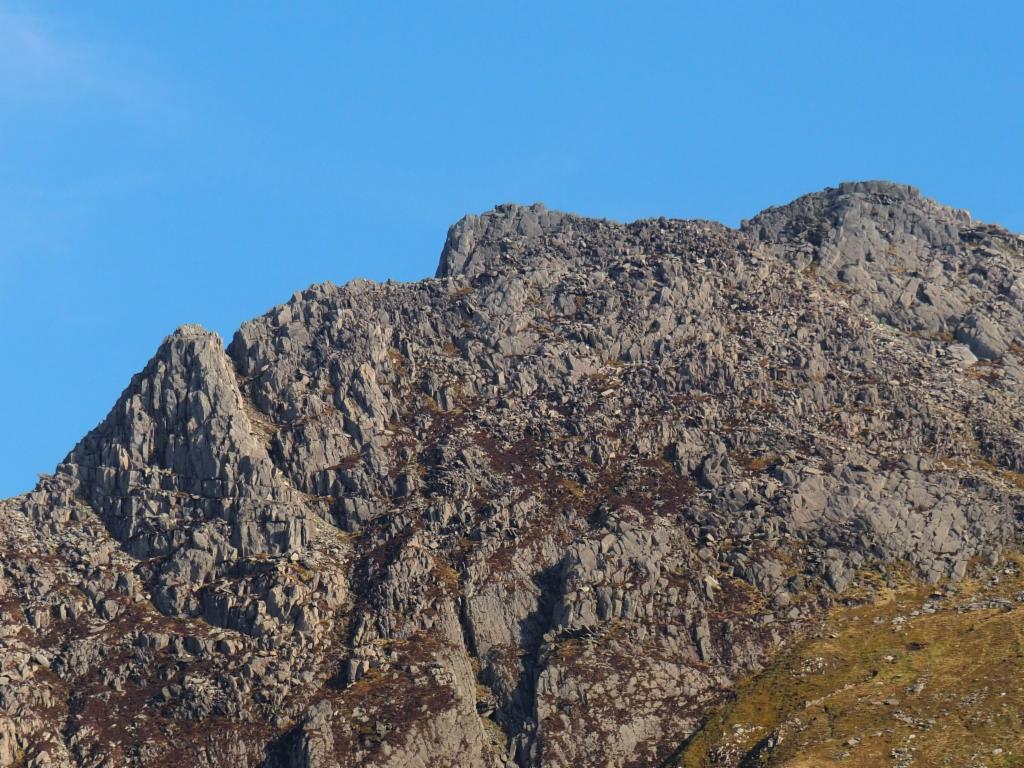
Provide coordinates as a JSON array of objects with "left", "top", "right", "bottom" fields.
[{"left": 2, "top": 181, "right": 1023, "bottom": 767}]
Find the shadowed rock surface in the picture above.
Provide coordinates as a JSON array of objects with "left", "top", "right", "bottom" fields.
[{"left": 1, "top": 181, "right": 1023, "bottom": 767}]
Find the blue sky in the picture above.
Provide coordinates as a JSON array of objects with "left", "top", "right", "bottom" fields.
[{"left": 1, "top": 2, "right": 1022, "bottom": 497}]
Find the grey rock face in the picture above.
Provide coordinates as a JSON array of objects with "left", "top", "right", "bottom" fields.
[
  {"left": 2, "top": 181, "right": 1024, "bottom": 768},
  {"left": 743, "top": 181, "right": 1023, "bottom": 350},
  {"left": 55, "top": 325, "right": 319, "bottom": 628},
  {"left": 436, "top": 203, "right": 570, "bottom": 278}
]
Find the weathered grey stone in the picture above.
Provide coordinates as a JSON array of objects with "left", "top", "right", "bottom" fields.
[
  {"left": 3, "top": 181, "right": 1024, "bottom": 768},
  {"left": 956, "top": 312, "right": 1008, "bottom": 360}
]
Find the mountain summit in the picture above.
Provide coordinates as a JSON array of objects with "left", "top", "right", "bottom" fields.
[{"left": 2, "top": 182, "right": 1023, "bottom": 767}]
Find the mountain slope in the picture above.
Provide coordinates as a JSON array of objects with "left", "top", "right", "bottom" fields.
[{"left": 1, "top": 181, "right": 1023, "bottom": 767}]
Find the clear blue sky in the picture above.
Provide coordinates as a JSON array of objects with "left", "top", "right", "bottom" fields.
[{"left": 1, "top": 2, "right": 1022, "bottom": 497}]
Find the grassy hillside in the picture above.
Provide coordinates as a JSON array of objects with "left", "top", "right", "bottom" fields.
[{"left": 672, "top": 556, "right": 1024, "bottom": 767}]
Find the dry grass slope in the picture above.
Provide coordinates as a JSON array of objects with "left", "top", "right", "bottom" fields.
[{"left": 673, "top": 555, "right": 1024, "bottom": 767}]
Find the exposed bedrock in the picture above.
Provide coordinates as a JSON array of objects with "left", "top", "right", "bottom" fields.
[{"left": 2, "top": 181, "right": 1024, "bottom": 767}]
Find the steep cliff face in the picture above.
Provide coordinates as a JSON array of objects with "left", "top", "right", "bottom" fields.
[
  {"left": 1, "top": 182, "right": 1023, "bottom": 768},
  {"left": 58, "top": 325, "right": 315, "bottom": 618}
]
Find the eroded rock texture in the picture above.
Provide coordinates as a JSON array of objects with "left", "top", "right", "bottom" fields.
[{"left": 2, "top": 181, "right": 1023, "bottom": 767}]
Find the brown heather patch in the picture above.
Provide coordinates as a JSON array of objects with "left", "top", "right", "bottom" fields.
[
  {"left": 941, "top": 455, "right": 1024, "bottom": 493},
  {"left": 734, "top": 452, "right": 780, "bottom": 472},
  {"left": 964, "top": 360, "right": 1003, "bottom": 384},
  {"left": 431, "top": 558, "right": 461, "bottom": 594},
  {"left": 325, "top": 452, "right": 362, "bottom": 472},
  {"left": 331, "top": 647, "right": 458, "bottom": 759},
  {"left": 971, "top": 458, "right": 1024, "bottom": 491}
]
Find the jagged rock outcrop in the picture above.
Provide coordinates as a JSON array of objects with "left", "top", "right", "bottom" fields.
[
  {"left": 2, "top": 181, "right": 1023, "bottom": 767},
  {"left": 53, "top": 324, "right": 333, "bottom": 635}
]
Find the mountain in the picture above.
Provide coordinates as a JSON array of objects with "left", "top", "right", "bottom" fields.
[{"left": 2, "top": 181, "right": 1023, "bottom": 768}]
